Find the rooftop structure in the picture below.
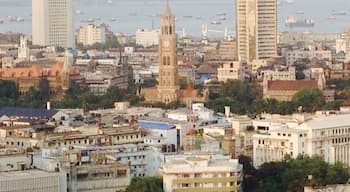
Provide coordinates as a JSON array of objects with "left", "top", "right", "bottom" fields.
[{"left": 162, "top": 153, "right": 242, "bottom": 192}]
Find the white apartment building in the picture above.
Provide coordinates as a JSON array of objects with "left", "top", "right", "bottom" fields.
[
  {"left": 0, "top": 169, "right": 67, "bottom": 192},
  {"left": 32, "top": 0, "right": 74, "bottom": 48},
  {"left": 77, "top": 24, "right": 106, "bottom": 46},
  {"left": 162, "top": 153, "right": 243, "bottom": 192},
  {"left": 258, "top": 67, "right": 296, "bottom": 81},
  {"left": 236, "top": 0, "right": 277, "bottom": 63},
  {"left": 217, "top": 61, "right": 245, "bottom": 82},
  {"left": 138, "top": 121, "right": 178, "bottom": 149},
  {"left": 135, "top": 28, "right": 160, "bottom": 47},
  {"left": 252, "top": 113, "right": 350, "bottom": 168},
  {"left": 285, "top": 49, "right": 332, "bottom": 66}
]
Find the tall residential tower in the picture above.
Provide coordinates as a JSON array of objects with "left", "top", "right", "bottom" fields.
[
  {"left": 32, "top": 0, "right": 74, "bottom": 48},
  {"left": 236, "top": 0, "right": 277, "bottom": 63}
]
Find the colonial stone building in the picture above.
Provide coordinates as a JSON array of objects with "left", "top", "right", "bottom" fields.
[
  {"left": 0, "top": 61, "right": 77, "bottom": 95},
  {"left": 142, "top": 2, "right": 206, "bottom": 104}
]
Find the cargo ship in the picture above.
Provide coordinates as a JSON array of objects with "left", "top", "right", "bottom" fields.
[
  {"left": 285, "top": 16, "right": 315, "bottom": 28},
  {"left": 332, "top": 10, "right": 346, "bottom": 16}
]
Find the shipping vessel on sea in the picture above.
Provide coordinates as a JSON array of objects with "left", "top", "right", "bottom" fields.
[{"left": 285, "top": 16, "right": 314, "bottom": 28}]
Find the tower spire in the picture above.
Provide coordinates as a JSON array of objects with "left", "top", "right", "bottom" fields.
[{"left": 164, "top": 0, "right": 171, "bottom": 15}]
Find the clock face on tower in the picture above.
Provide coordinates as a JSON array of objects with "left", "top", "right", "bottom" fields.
[{"left": 163, "top": 40, "right": 169, "bottom": 48}]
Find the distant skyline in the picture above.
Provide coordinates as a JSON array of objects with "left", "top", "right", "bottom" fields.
[{"left": 0, "top": 0, "right": 350, "bottom": 37}]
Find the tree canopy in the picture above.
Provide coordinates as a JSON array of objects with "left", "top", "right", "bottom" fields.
[
  {"left": 292, "top": 88, "right": 325, "bottom": 113},
  {"left": 239, "top": 155, "right": 349, "bottom": 192},
  {"left": 125, "top": 177, "right": 163, "bottom": 192}
]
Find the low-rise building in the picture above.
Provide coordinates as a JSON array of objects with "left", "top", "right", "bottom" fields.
[
  {"left": 77, "top": 24, "right": 106, "bottom": 46},
  {"left": 61, "top": 148, "right": 131, "bottom": 192},
  {"left": 252, "top": 112, "right": 350, "bottom": 168},
  {"left": 217, "top": 61, "right": 245, "bottom": 82},
  {"left": 0, "top": 169, "right": 66, "bottom": 192},
  {"left": 162, "top": 153, "right": 243, "bottom": 192},
  {"left": 135, "top": 28, "right": 160, "bottom": 47}
]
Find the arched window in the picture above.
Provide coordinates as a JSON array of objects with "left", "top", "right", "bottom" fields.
[
  {"left": 169, "top": 26, "right": 172, "bottom": 35},
  {"left": 163, "top": 56, "right": 167, "bottom": 66},
  {"left": 167, "top": 56, "right": 171, "bottom": 66}
]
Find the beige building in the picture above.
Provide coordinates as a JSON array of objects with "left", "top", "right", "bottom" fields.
[
  {"left": 62, "top": 148, "right": 131, "bottom": 192},
  {"left": 32, "top": 0, "right": 74, "bottom": 48},
  {"left": 236, "top": 0, "right": 277, "bottom": 63},
  {"left": 77, "top": 24, "right": 106, "bottom": 46},
  {"left": 0, "top": 169, "right": 66, "bottom": 192},
  {"left": 135, "top": 28, "right": 160, "bottom": 47},
  {"left": 218, "top": 40, "right": 237, "bottom": 60},
  {"left": 162, "top": 153, "right": 243, "bottom": 192},
  {"left": 217, "top": 61, "right": 245, "bottom": 82}
]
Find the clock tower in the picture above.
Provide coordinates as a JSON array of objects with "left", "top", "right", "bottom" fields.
[{"left": 158, "top": 0, "right": 179, "bottom": 103}]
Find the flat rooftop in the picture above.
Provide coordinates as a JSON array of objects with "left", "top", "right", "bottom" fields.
[
  {"left": 0, "top": 169, "right": 59, "bottom": 180},
  {"left": 138, "top": 121, "right": 175, "bottom": 130}
]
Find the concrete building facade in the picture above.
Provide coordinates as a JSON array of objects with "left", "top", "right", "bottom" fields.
[
  {"left": 32, "top": 0, "right": 74, "bottom": 48},
  {"left": 162, "top": 153, "right": 243, "bottom": 192},
  {"left": 236, "top": 0, "right": 277, "bottom": 63},
  {"left": 77, "top": 24, "right": 106, "bottom": 46}
]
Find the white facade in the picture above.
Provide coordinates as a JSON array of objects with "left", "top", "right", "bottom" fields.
[
  {"left": 252, "top": 113, "right": 350, "bottom": 168},
  {"left": 18, "top": 36, "right": 29, "bottom": 60},
  {"left": 285, "top": 49, "right": 332, "bottom": 66},
  {"left": 0, "top": 169, "right": 66, "bottom": 192},
  {"left": 77, "top": 24, "right": 106, "bottom": 46},
  {"left": 135, "top": 28, "right": 160, "bottom": 47},
  {"left": 218, "top": 61, "right": 245, "bottom": 82},
  {"left": 162, "top": 154, "right": 242, "bottom": 192},
  {"left": 32, "top": 0, "right": 74, "bottom": 48},
  {"left": 143, "top": 126, "right": 178, "bottom": 149},
  {"left": 259, "top": 67, "right": 296, "bottom": 81}
]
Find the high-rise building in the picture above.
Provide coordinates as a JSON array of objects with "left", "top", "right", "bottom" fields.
[
  {"left": 32, "top": 0, "right": 74, "bottom": 48},
  {"left": 157, "top": 1, "right": 180, "bottom": 103},
  {"left": 236, "top": 0, "right": 277, "bottom": 63}
]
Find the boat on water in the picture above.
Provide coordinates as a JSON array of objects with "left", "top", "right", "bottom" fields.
[
  {"left": 110, "top": 18, "right": 117, "bottom": 22},
  {"left": 7, "top": 16, "right": 24, "bottom": 22},
  {"left": 81, "top": 18, "right": 95, "bottom": 23},
  {"left": 327, "top": 16, "right": 336, "bottom": 20},
  {"left": 75, "top": 10, "right": 83, "bottom": 15},
  {"left": 0, "top": 20, "right": 4, "bottom": 24},
  {"left": 219, "top": 16, "right": 226, "bottom": 21},
  {"left": 211, "top": 20, "right": 221, "bottom": 25},
  {"left": 285, "top": 16, "right": 314, "bottom": 28},
  {"left": 332, "top": 10, "right": 346, "bottom": 16},
  {"left": 183, "top": 15, "right": 193, "bottom": 19},
  {"left": 216, "top": 12, "right": 226, "bottom": 16},
  {"left": 296, "top": 11, "right": 304, "bottom": 15}
]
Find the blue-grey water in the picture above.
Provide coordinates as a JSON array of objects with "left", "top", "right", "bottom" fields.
[{"left": 0, "top": 0, "right": 349, "bottom": 38}]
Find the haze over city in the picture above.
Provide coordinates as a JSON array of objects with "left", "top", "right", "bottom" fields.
[{"left": 1, "top": 0, "right": 350, "bottom": 192}]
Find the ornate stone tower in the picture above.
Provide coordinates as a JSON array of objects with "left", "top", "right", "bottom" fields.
[{"left": 157, "top": 0, "right": 179, "bottom": 103}]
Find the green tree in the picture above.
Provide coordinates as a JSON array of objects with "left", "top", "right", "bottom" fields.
[
  {"left": 142, "top": 77, "right": 158, "bottom": 88},
  {"left": 292, "top": 88, "right": 325, "bottom": 112},
  {"left": 125, "top": 177, "right": 163, "bottom": 192},
  {"left": 206, "top": 80, "right": 261, "bottom": 114}
]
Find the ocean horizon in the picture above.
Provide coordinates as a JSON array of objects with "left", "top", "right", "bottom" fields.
[{"left": 0, "top": 0, "right": 349, "bottom": 38}]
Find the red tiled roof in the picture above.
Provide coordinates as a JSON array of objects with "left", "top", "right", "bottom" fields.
[{"left": 268, "top": 80, "right": 318, "bottom": 91}]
